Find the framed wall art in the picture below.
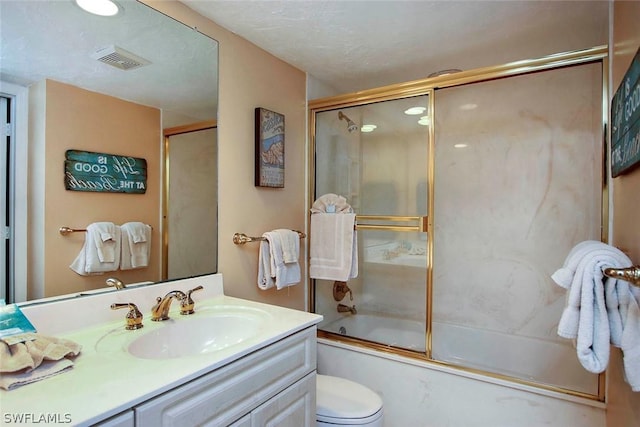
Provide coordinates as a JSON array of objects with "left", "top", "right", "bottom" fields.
[{"left": 255, "top": 107, "right": 285, "bottom": 188}]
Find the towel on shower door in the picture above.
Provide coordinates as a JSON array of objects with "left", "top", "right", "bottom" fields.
[
  {"left": 257, "top": 230, "right": 301, "bottom": 290},
  {"left": 69, "top": 222, "right": 121, "bottom": 275},
  {"left": 309, "top": 213, "right": 358, "bottom": 282},
  {"left": 120, "top": 222, "right": 152, "bottom": 270},
  {"left": 552, "top": 241, "right": 632, "bottom": 373}
]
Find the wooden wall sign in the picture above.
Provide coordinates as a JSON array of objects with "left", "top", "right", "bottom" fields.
[
  {"left": 64, "top": 150, "right": 147, "bottom": 194},
  {"left": 611, "top": 47, "right": 640, "bottom": 177}
]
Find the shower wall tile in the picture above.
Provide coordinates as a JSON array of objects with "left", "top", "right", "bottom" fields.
[
  {"left": 318, "top": 342, "right": 605, "bottom": 427},
  {"left": 431, "top": 63, "right": 603, "bottom": 392}
]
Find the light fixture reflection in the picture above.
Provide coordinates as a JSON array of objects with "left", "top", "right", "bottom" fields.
[
  {"left": 404, "top": 106, "right": 426, "bottom": 115},
  {"left": 454, "top": 143, "right": 468, "bottom": 148},
  {"left": 361, "top": 124, "right": 377, "bottom": 133},
  {"left": 459, "top": 103, "right": 478, "bottom": 111},
  {"left": 76, "top": 0, "right": 120, "bottom": 16},
  {"left": 418, "top": 115, "right": 429, "bottom": 126}
]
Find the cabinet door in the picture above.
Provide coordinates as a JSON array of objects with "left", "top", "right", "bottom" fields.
[
  {"left": 229, "top": 414, "right": 251, "bottom": 427},
  {"left": 93, "top": 410, "right": 134, "bottom": 427},
  {"left": 135, "top": 327, "right": 316, "bottom": 427},
  {"left": 251, "top": 372, "right": 316, "bottom": 427}
]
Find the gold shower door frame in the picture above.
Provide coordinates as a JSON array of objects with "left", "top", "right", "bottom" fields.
[{"left": 308, "top": 45, "right": 608, "bottom": 401}]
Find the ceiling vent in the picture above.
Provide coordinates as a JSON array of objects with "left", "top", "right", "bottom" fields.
[{"left": 92, "top": 45, "right": 150, "bottom": 71}]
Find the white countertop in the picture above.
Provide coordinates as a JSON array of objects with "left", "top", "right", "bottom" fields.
[{"left": 1, "top": 274, "right": 322, "bottom": 426}]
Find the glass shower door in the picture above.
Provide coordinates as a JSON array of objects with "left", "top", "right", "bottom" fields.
[{"left": 313, "top": 94, "right": 431, "bottom": 352}]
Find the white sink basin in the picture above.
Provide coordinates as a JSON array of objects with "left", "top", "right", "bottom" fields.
[{"left": 97, "top": 306, "right": 271, "bottom": 359}]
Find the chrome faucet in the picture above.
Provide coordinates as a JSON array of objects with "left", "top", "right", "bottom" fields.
[{"left": 151, "top": 290, "right": 187, "bottom": 321}]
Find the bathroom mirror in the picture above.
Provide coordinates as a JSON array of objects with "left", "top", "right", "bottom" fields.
[{"left": 0, "top": 0, "right": 218, "bottom": 301}]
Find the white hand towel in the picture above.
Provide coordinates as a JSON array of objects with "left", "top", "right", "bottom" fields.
[
  {"left": 553, "top": 241, "right": 632, "bottom": 374},
  {"left": 310, "top": 213, "right": 358, "bottom": 281},
  {"left": 275, "top": 229, "right": 300, "bottom": 263},
  {"left": 551, "top": 240, "right": 604, "bottom": 289},
  {"left": 69, "top": 222, "right": 120, "bottom": 275},
  {"left": 257, "top": 231, "right": 301, "bottom": 290},
  {"left": 621, "top": 287, "right": 640, "bottom": 391},
  {"left": 605, "top": 277, "right": 631, "bottom": 347},
  {"left": 266, "top": 231, "right": 301, "bottom": 289},
  {"left": 120, "top": 222, "right": 152, "bottom": 270},
  {"left": 310, "top": 193, "right": 353, "bottom": 214},
  {"left": 258, "top": 240, "right": 276, "bottom": 290}
]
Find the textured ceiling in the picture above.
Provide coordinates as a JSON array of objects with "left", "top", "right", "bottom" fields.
[
  {"left": 1, "top": 0, "right": 608, "bottom": 121},
  {"left": 183, "top": 0, "right": 609, "bottom": 95}
]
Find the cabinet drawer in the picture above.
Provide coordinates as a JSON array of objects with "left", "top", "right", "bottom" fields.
[{"left": 135, "top": 327, "right": 317, "bottom": 427}]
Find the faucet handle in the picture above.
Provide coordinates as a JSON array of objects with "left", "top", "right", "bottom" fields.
[
  {"left": 180, "top": 285, "right": 204, "bottom": 315},
  {"left": 111, "top": 303, "right": 144, "bottom": 330}
]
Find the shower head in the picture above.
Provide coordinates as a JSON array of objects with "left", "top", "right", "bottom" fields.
[{"left": 338, "top": 111, "right": 358, "bottom": 133}]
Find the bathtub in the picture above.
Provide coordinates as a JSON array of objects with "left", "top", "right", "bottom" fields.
[{"left": 321, "top": 314, "right": 598, "bottom": 395}]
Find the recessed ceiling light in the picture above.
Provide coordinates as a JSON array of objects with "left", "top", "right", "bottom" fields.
[
  {"left": 404, "top": 107, "right": 426, "bottom": 115},
  {"left": 361, "top": 124, "right": 377, "bottom": 133},
  {"left": 454, "top": 143, "right": 468, "bottom": 148},
  {"left": 76, "top": 0, "right": 120, "bottom": 16}
]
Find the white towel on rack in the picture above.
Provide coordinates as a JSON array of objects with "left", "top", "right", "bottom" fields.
[
  {"left": 310, "top": 193, "right": 353, "bottom": 214},
  {"left": 257, "top": 230, "right": 301, "bottom": 290},
  {"left": 551, "top": 240, "right": 603, "bottom": 289},
  {"left": 276, "top": 228, "right": 299, "bottom": 264},
  {"left": 309, "top": 213, "right": 358, "bottom": 282},
  {"left": 620, "top": 286, "right": 640, "bottom": 391},
  {"left": 621, "top": 287, "right": 640, "bottom": 391},
  {"left": 552, "top": 241, "right": 632, "bottom": 373},
  {"left": 69, "top": 222, "right": 121, "bottom": 276},
  {"left": 120, "top": 222, "right": 152, "bottom": 270}
]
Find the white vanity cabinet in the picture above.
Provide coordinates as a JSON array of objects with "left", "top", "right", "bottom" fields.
[
  {"left": 134, "top": 326, "right": 317, "bottom": 427},
  {"left": 94, "top": 411, "right": 135, "bottom": 427}
]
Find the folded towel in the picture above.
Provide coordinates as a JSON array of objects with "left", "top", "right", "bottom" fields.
[
  {"left": 0, "top": 359, "right": 74, "bottom": 391},
  {"left": 275, "top": 229, "right": 299, "bottom": 264},
  {"left": 605, "top": 277, "right": 631, "bottom": 347},
  {"left": 70, "top": 222, "right": 121, "bottom": 275},
  {"left": 258, "top": 240, "right": 276, "bottom": 290},
  {"left": 0, "top": 333, "right": 81, "bottom": 390},
  {"left": 120, "top": 222, "right": 152, "bottom": 270},
  {"left": 551, "top": 240, "right": 604, "bottom": 289},
  {"left": 310, "top": 193, "right": 353, "bottom": 214},
  {"left": 257, "top": 230, "right": 301, "bottom": 290},
  {"left": 621, "top": 287, "right": 640, "bottom": 391},
  {"left": 553, "top": 241, "right": 632, "bottom": 374},
  {"left": 310, "top": 213, "right": 358, "bottom": 281},
  {"left": 621, "top": 289, "right": 640, "bottom": 390}
]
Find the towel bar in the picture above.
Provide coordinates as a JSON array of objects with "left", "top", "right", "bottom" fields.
[
  {"left": 59, "top": 226, "right": 87, "bottom": 235},
  {"left": 60, "top": 225, "right": 152, "bottom": 236},
  {"left": 603, "top": 266, "right": 640, "bottom": 287},
  {"left": 233, "top": 230, "right": 306, "bottom": 245}
]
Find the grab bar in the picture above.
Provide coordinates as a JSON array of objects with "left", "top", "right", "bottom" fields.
[
  {"left": 603, "top": 266, "right": 640, "bottom": 287},
  {"left": 355, "top": 215, "right": 428, "bottom": 232},
  {"left": 233, "top": 230, "right": 306, "bottom": 245}
]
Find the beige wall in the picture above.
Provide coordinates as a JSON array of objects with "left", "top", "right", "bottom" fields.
[
  {"left": 29, "top": 80, "right": 162, "bottom": 298},
  {"left": 143, "top": 1, "right": 307, "bottom": 310},
  {"left": 607, "top": 1, "right": 640, "bottom": 426}
]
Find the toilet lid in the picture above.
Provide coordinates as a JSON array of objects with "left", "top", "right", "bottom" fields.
[{"left": 316, "top": 375, "right": 383, "bottom": 423}]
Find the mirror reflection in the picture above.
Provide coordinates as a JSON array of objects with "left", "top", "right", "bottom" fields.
[{"left": 0, "top": 0, "right": 219, "bottom": 302}]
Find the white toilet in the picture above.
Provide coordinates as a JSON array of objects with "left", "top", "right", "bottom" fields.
[{"left": 316, "top": 374, "right": 384, "bottom": 426}]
